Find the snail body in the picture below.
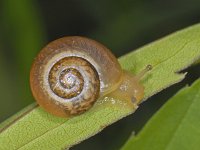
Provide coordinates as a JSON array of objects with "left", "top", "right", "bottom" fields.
[{"left": 30, "top": 36, "right": 151, "bottom": 117}]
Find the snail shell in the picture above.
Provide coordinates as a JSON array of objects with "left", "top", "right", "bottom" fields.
[
  {"left": 30, "top": 36, "right": 125, "bottom": 117},
  {"left": 30, "top": 36, "right": 150, "bottom": 117}
]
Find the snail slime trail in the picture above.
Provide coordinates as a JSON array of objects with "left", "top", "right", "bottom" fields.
[{"left": 30, "top": 36, "right": 151, "bottom": 118}]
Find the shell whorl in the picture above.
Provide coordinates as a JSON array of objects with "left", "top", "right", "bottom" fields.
[
  {"left": 48, "top": 57, "right": 99, "bottom": 99},
  {"left": 30, "top": 36, "right": 122, "bottom": 117},
  {"left": 47, "top": 56, "right": 100, "bottom": 114}
]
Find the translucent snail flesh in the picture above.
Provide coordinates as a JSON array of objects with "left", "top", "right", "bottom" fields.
[{"left": 30, "top": 36, "right": 151, "bottom": 117}]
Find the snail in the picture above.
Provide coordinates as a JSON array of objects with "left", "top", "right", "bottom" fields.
[{"left": 30, "top": 36, "right": 152, "bottom": 118}]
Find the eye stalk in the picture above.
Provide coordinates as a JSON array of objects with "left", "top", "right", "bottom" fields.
[{"left": 135, "top": 65, "right": 153, "bottom": 80}]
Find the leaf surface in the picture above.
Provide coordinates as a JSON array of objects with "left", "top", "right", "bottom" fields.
[
  {"left": 1, "top": 24, "right": 200, "bottom": 150},
  {"left": 121, "top": 78, "right": 200, "bottom": 150}
]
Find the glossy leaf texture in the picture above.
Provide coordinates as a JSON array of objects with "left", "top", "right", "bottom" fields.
[
  {"left": 121, "top": 78, "right": 200, "bottom": 150},
  {"left": 1, "top": 24, "right": 200, "bottom": 150}
]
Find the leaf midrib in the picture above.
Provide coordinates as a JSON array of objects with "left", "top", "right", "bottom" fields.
[{"left": 4, "top": 42, "right": 198, "bottom": 149}]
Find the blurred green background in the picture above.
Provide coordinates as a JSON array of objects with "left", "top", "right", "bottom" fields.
[{"left": 0, "top": 0, "right": 200, "bottom": 150}]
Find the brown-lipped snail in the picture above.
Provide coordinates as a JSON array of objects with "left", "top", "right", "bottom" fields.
[{"left": 30, "top": 36, "right": 152, "bottom": 118}]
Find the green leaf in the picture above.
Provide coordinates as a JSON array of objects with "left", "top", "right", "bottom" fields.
[
  {"left": 121, "top": 78, "right": 200, "bottom": 150},
  {"left": 1, "top": 24, "right": 200, "bottom": 150}
]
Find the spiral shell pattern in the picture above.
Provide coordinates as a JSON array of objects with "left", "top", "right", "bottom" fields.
[
  {"left": 30, "top": 36, "right": 122, "bottom": 117},
  {"left": 48, "top": 56, "right": 100, "bottom": 114}
]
